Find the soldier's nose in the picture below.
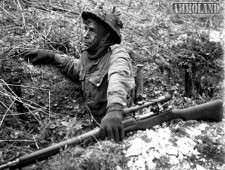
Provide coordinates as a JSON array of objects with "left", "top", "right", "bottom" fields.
[{"left": 83, "top": 30, "right": 89, "bottom": 39}]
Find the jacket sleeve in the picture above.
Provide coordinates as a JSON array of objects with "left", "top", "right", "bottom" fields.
[
  {"left": 54, "top": 54, "right": 80, "bottom": 82},
  {"left": 107, "top": 46, "right": 135, "bottom": 108}
]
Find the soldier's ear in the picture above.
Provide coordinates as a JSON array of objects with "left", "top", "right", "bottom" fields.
[{"left": 83, "top": 18, "right": 92, "bottom": 25}]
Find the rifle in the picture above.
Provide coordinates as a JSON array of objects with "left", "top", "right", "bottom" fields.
[{"left": 0, "top": 93, "right": 223, "bottom": 170}]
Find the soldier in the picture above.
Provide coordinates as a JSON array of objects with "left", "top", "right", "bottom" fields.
[{"left": 23, "top": 6, "right": 135, "bottom": 142}]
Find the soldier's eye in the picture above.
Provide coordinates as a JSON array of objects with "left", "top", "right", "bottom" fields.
[{"left": 89, "top": 27, "right": 94, "bottom": 32}]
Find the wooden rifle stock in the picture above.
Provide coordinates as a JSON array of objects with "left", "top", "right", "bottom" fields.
[
  {"left": 124, "top": 99, "right": 223, "bottom": 132},
  {"left": 0, "top": 96, "right": 223, "bottom": 170}
]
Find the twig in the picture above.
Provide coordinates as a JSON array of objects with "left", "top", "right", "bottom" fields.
[
  {"left": 0, "top": 82, "right": 52, "bottom": 126},
  {"left": 48, "top": 90, "right": 51, "bottom": 119},
  {"left": 0, "top": 90, "right": 50, "bottom": 116},
  {"left": 0, "top": 5, "right": 17, "bottom": 19},
  {"left": 0, "top": 80, "right": 51, "bottom": 116},
  {"left": 33, "top": 136, "right": 39, "bottom": 149},
  {"left": 50, "top": 5, "right": 79, "bottom": 16},
  {"left": 0, "top": 81, "right": 49, "bottom": 91},
  {"left": 0, "top": 79, "right": 23, "bottom": 103},
  {"left": 0, "top": 90, "right": 49, "bottom": 127},
  {"left": 0, "top": 101, "right": 42, "bottom": 116},
  {"left": 31, "top": 25, "right": 57, "bottom": 50},
  {"left": 16, "top": 0, "right": 26, "bottom": 27},
  {"left": 0, "top": 85, "right": 14, "bottom": 104},
  {"left": 0, "top": 100, "right": 15, "bottom": 127},
  {"left": 85, "top": 103, "right": 101, "bottom": 127},
  {"left": 0, "top": 101, "right": 17, "bottom": 115},
  {"left": 0, "top": 139, "right": 34, "bottom": 142},
  {"left": 0, "top": 100, "right": 28, "bottom": 126},
  {"left": 44, "top": 24, "right": 52, "bottom": 41}
]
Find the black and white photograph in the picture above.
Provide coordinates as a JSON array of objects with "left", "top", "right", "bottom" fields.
[{"left": 0, "top": 0, "right": 224, "bottom": 169}]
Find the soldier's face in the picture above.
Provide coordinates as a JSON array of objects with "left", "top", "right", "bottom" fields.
[{"left": 82, "top": 18, "right": 108, "bottom": 51}]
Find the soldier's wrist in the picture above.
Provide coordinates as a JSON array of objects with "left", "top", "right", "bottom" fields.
[
  {"left": 107, "top": 103, "right": 124, "bottom": 112},
  {"left": 106, "top": 104, "right": 124, "bottom": 119},
  {"left": 41, "top": 49, "right": 55, "bottom": 59}
]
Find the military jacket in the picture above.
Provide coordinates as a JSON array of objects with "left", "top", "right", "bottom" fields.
[{"left": 56, "top": 45, "right": 135, "bottom": 121}]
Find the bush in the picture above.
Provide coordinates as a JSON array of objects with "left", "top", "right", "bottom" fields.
[{"left": 170, "top": 33, "right": 223, "bottom": 98}]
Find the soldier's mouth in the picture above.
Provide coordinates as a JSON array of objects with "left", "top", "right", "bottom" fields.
[{"left": 83, "top": 41, "right": 91, "bottom": 46}]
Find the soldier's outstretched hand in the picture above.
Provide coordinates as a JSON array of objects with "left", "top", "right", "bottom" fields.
[
  {"left": 23, "top": 49, "right": 55, "bottom": 65},
  {"left": 100, "top": 104, "right": 124, "bottom": 142}
]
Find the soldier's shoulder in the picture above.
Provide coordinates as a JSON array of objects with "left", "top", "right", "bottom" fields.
[
  {"left": 111, "top": 44, "right": 128, "bottom": 53},
  {"left": 110, "top": 44, "right": 130, "bottom": 59}
]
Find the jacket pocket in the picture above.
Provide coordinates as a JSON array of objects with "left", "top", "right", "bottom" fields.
[{"left": 88, "top": 73, "right": 106, "bottom": 87}]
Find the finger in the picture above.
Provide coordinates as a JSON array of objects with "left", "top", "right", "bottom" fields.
[
  {"left": 104, "top": 127, "right": 108, "bottom": 139},
  {"left": 23, "top": 50, "right": 35, "bottom": 56},
  {"left": 18, "top": 49, "right": 29, "bottom": 56},
  {"left": 119, "top": 125, "right": 124, "bottom": 141},
  {"left": 22, "top": 49, "right": 30, "bottom": 55},
  {"left": 99, "top": 127, "right": 106, "bottom": 140},
  {"left": 23, "top": 50, "right": 37, "bottom": 62},
  {"left": 23, "top": 51, "right": 32, "bottom": 60},
  {"left": 113, "top": 127, "right": 120, "bottom": 143},
  {"left": 100, "top": 125, "right": 108, "bottom": 140},
  {"left": 105, "top": 127, "right": 109, "bottom": 140},
  {"left": 107, "top": 126, "right": 114, "bottom": 140}
]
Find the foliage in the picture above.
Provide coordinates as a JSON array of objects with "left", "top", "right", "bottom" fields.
[{"left": 170, "top": 33, "right": 223, "bottom": 98}]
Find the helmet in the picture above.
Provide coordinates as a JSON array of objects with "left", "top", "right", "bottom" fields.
[{"left": 81, "top": 6, "right": 123, "bottom": 44}]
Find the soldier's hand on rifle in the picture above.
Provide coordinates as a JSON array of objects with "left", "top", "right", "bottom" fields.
[
  {"left": 100, "top": 104, "right": 124, "bottom": 142},
  {"left": 23, "top": 49, "right": 55, "bottom": 65}
]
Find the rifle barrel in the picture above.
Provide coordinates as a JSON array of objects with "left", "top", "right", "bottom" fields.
[
  {"left": 0, "top": 128, "right": 100, "bottom": 169},
  {"left": 124, "top": 93, "right": 172, "bottom": 114}
]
